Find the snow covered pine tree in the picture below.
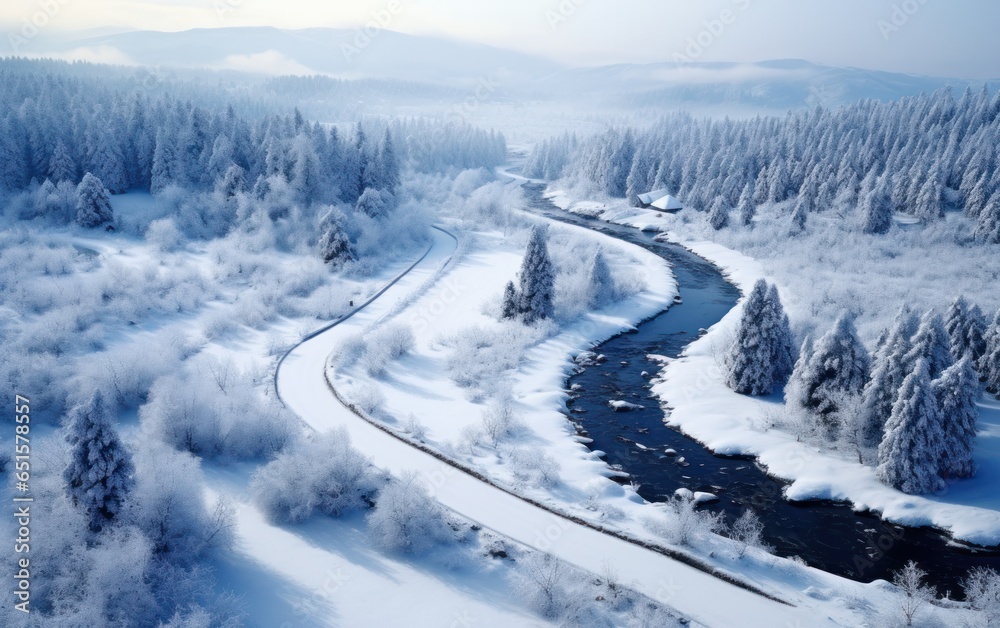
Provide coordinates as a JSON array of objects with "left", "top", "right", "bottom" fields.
[
  {"left": 75, "top": 172, "right": 115, "bottom": 228},
  {"left": 726, "top": 280, "right": 795, "bottom": 396},
  {"left": 517, "top": 225, "right": 555, "bottom": 323},
  {"left": 64, "top": 390, "right": 135, "bottom": 533}
]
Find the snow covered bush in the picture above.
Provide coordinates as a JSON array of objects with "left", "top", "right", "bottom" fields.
[
  {"left": 367, "top": 471, "right": 459, "bottom": 555},
  {"left": 481, "top": 396, "right": 525, "bottom": 447},
  {"left": 145, "top": 217, "right": 183, "bottom": 252},
  {"left": 129, "top": 444, "right": 235, "bottom": 563},
  {"left": 505, "top": 446, "right": 562, "bottom": 489},
  {"left": 964, "top": 567, "right": 1000, "bottom": 624},
  {"left": 140, "top": 361, "right": 296, "bottom": 459},
  {"left": 251, "top": 428, "right": 385, "bottom": 524},
  {"left": 360, "top": 322, "right": 415, "bottom": 377},
  {"left": 444, "top": 322, "right": 549, "bottom": 401},
  {"left": 645, "top": 494, "right": 725, "bottom": 547},
  {"left": 509, "top": 552, "right": 571, "bottom": 620},
  {"left": 729, "top": 509, "right": 772, "bottom": 559}
]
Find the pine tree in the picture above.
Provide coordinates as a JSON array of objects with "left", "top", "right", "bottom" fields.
[
  {"left": 726, "top": 280, "right": 794, "bottom": 396},
  {"left": 64, "top": 391, "right": 134, "bottom": 533},
  {"left": 75, "top": 172, "right": 114, "bottom": 228},
  {"left": 48, "top": 139, "right": 77, "bottom": 183},
  {"left": 790, "top": 197, "right": 808, "bottom": 233},
  {"left": 905, "top": 311, "right": 955, "bottom": 381},
  {"left": 860, "top": 308, "right": 919, "bottom": 449},
  {"left": 738, "top": 182, "right": 756, "bottom": 226},
  {"left": 501, "top": 281, "right": 519, "bottom": 320},
  {"left": 934, "top": 357, "right": 979, "bottom": 479},
  {"left": 290, "top": 133, "right": 322, "bottom": 205},
  {"left": 914, "top": 176, "right": 944, "bottom": 222},
  {"left": 217, "top": 163, "right": 248, "bottom": 199},
  {"left": 787, "top": 315, "right": 870, "bottom": 434},
  {"left": 378, "top": 129, "right": 401, "bottom": 193},
  {"left": 587, "top": 248, "right": 615, "bottom": 308},
  {"left": 966, "top": 304, "right": 989, "bottom": 364},
  {"left": 318, "top": 210, "right": 353, "bottom": 267},
  {"left": 975, "top": 192, "right": 1000, "bottom": 244},
  {"left": 766, "top": 284, "right": 796, "bottom": 386},
  {"left": 708, "top": 197, "right": 729, "bottom": 230},
  {"left": 861, "top": 179, "right": 893, "bottom": 234},
  {"left": 945, "top": 297, "right": 972, "bottom": 359},
  {"left": 981, "top": 309, "right": 1000, "bottom": 395},
  {"left": 876, "top": 360, "right": 946, "bottom": 495},
  {"left": 151, "top": 130, "right": 179, "bottom": 194},
  {"left": 517, "top": 226, "right": 555, "bottom": 324}
]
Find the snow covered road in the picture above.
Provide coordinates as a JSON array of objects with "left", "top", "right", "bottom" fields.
[{"left": 276, "top": 226, "right": 838, "bottom": 627}]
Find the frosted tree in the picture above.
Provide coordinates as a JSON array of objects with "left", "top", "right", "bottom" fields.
[
  {"left": 708, "top": 197, "right": 729, "bottom": 230},
  {"left": 934, "top": 357, "right": 979, "bottom": 479},
  {"left": 789, "top": 197, "right": 808, "bottom": 233},
  {"left": 75, "top": 172, "right": 115, "bottom": 228},
  {"left": 626, "top": 149, "right": 655, "bottom": 206},
  {"left": 587, "top": 248, "right": 615, "bottom": 308},
  {"left": 945, "top": 296, "right": 987, "bottom": 362},
  {"left": 861, "top": 178, "right": 893, "bottom": 234},
  {"left": 64, "top": 391, "right": 135, "bottom": 533},
  {"left": 876, "top": 360, "right": 946, "bottom": 495},
  {"left": 738, "top": 182, "right": 756, "bottom": 226},
  {"left": 151, "top": 130, "right": 179, "bottom": 194},
  {"left": 216, "top": 164, "right": 247, "bottom": 199},
  {"left": 905, "top": 311, "right": 955, "bottom": 381},
  {"left": 290, "top": 133, "right": 322, "bottom": 205},
  {"left": 982, "top": 309, "right": 1000, "bottom": 395},
  {"left": 517, "top": 226, "right": 555, "bottom": 323},
  {"left": 318, "top": 210, "right": 354, "bottom": 268},
  {"left": 766, "top": 284, "right": 796, "bottom": 386},
  {"left": 860, "top": 308, "right": 919, "bottom": 449},
  {"left": 726, "top": 280, "right": 794, "bottom": 396},
  {"left": 500, "top": 281, "right": 519, "bottom": 321},
  {"left": 787, "top": 315, "right": 870, "bottom": 435},
  {"left": 356, "top": 187, "right": 395, "bottom": 219},
  {"left": 974, "top": 192, "right": 1000, "bottom": 244},
  {"left": 914, "top": 176, "right": 943, "bottom": 222},
  {"left": 378, "top": 129, "right": 401, "bottom": 193},
  {"left": 48, "top": 139, "right": 77, "bottom": 183}
]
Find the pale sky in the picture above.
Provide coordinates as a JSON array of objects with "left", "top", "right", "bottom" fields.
[{"left": 1, "top": 0, "right": 998, "bottom": 79}]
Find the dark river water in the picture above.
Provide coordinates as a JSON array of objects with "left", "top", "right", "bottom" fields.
[{"left": 521, "top": 182, "right": 1000, "bottom": 596}]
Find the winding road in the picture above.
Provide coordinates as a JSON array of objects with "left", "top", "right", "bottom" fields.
[{"left": 275, "top": 224, "right": 838, "bottom": 627}]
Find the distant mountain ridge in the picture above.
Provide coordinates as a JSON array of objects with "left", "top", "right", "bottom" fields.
[{"left": 20, "top": 28, "right": 998, "bottom": 109}]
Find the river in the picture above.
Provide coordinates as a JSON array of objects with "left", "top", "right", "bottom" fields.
[{"left": 520, "top": 181, "right": 1000, "bottom": 596}]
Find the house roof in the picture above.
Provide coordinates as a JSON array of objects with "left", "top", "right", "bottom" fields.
[{"left": 650, "top": 194, "right": 684, "bottom": 211}]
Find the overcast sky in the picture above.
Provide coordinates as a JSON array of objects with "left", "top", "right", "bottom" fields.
[{"left": 1, "top": 0, "right": 998, "bottom": 79}]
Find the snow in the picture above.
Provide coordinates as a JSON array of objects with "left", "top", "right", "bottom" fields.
[
  {"left": 548, "top": 186, "right": 1000, "bottom": 547},
  {"left": 273, "top": 221, "right": 866, "bottom": 626},
  {"left": 609, "top": 400, "right": 645, "bottom": 412}
]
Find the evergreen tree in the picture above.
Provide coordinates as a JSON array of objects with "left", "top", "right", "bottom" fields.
[
  {"left": 378, "top": 129, "right": 401, "bottom": 193},
  {"left": 905, "top": 311, "right": 955, "bottom": 381},
  {"left": 945, "top": 296, "right": 987, "bottom": 362},
  {"left": 766, "top": 284, "right": 796, "bottom": 386},
  {"left": 966, "top": 304, "right": 989, "bottom": 364},
  {"left": 500, "top": 281, "right": 519, "bottom": 320},
  {"left": 151, "top": 130, "right": 179, "bottom": 194},
  {"left": 48, "top": 139, "right": 77, "bottom": 183},
  {"left": 861, "top": 179, "right": 893, "bottom": 234},
  {"left": 517, "top": 226, "right": 555, "bottom": 323},
  {"left": 934, "top": 357, "right": 979, "bottom": 479},
  {"left": 356, "top": 187, "right": 395, "bottom": 219},
  {"left": 790, "top": 197, "right": 808, "bottom": 233},
  {"left": 64, "top": 391, "right": 134, "bottom": 533},
  {"left": 318, "top": 210, "right": 353, "bottom": 267},
  {"left": 708, "top": 197, "right": 729, "bottom": 230},
  {"left": 914, "top": 176, "right": 944, "bottom": 222},
  {"left": 787, "top": 315, "right": 870, "bottom": 434},
  {"left": 981, "top": 309, "right": 1000, "bottom": 395},
  {"left": 75, "top": 172, "right": 114, "bottom": 228},
  {"left": 738, "top": 182, "right": 756, "bottom": 226},
  {"left": 587, "top": 248, "right": 615, "bottom": 308},
  {"left": 975, "top": 192, "right": 1000, "bottom": 244},
  {"left": 726, "top": 280, "right": 794, "bottom": 396},
  {"left": 876, "top": 360, "right": 946, "bottom": 495},
  {"left": 860, "top": 308, "right": 919, "bottom": 449},
  {"left": 89, "top": 128, "right": 129, "bottom": 194},
  {"left": 217, "top": 164, "right": 248, "bottom": 199},
  {"left": 290, "top": 133, "right": 322, "bottom": 205}
]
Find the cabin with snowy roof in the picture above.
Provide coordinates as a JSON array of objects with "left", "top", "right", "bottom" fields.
[{"left": 637, "top": 189, "right": 684, "bottom": 212}]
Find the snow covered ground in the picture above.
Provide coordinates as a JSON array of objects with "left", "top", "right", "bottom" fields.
[{"left": 543, "top": 187, "right": 1000, "bottom": 547}]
